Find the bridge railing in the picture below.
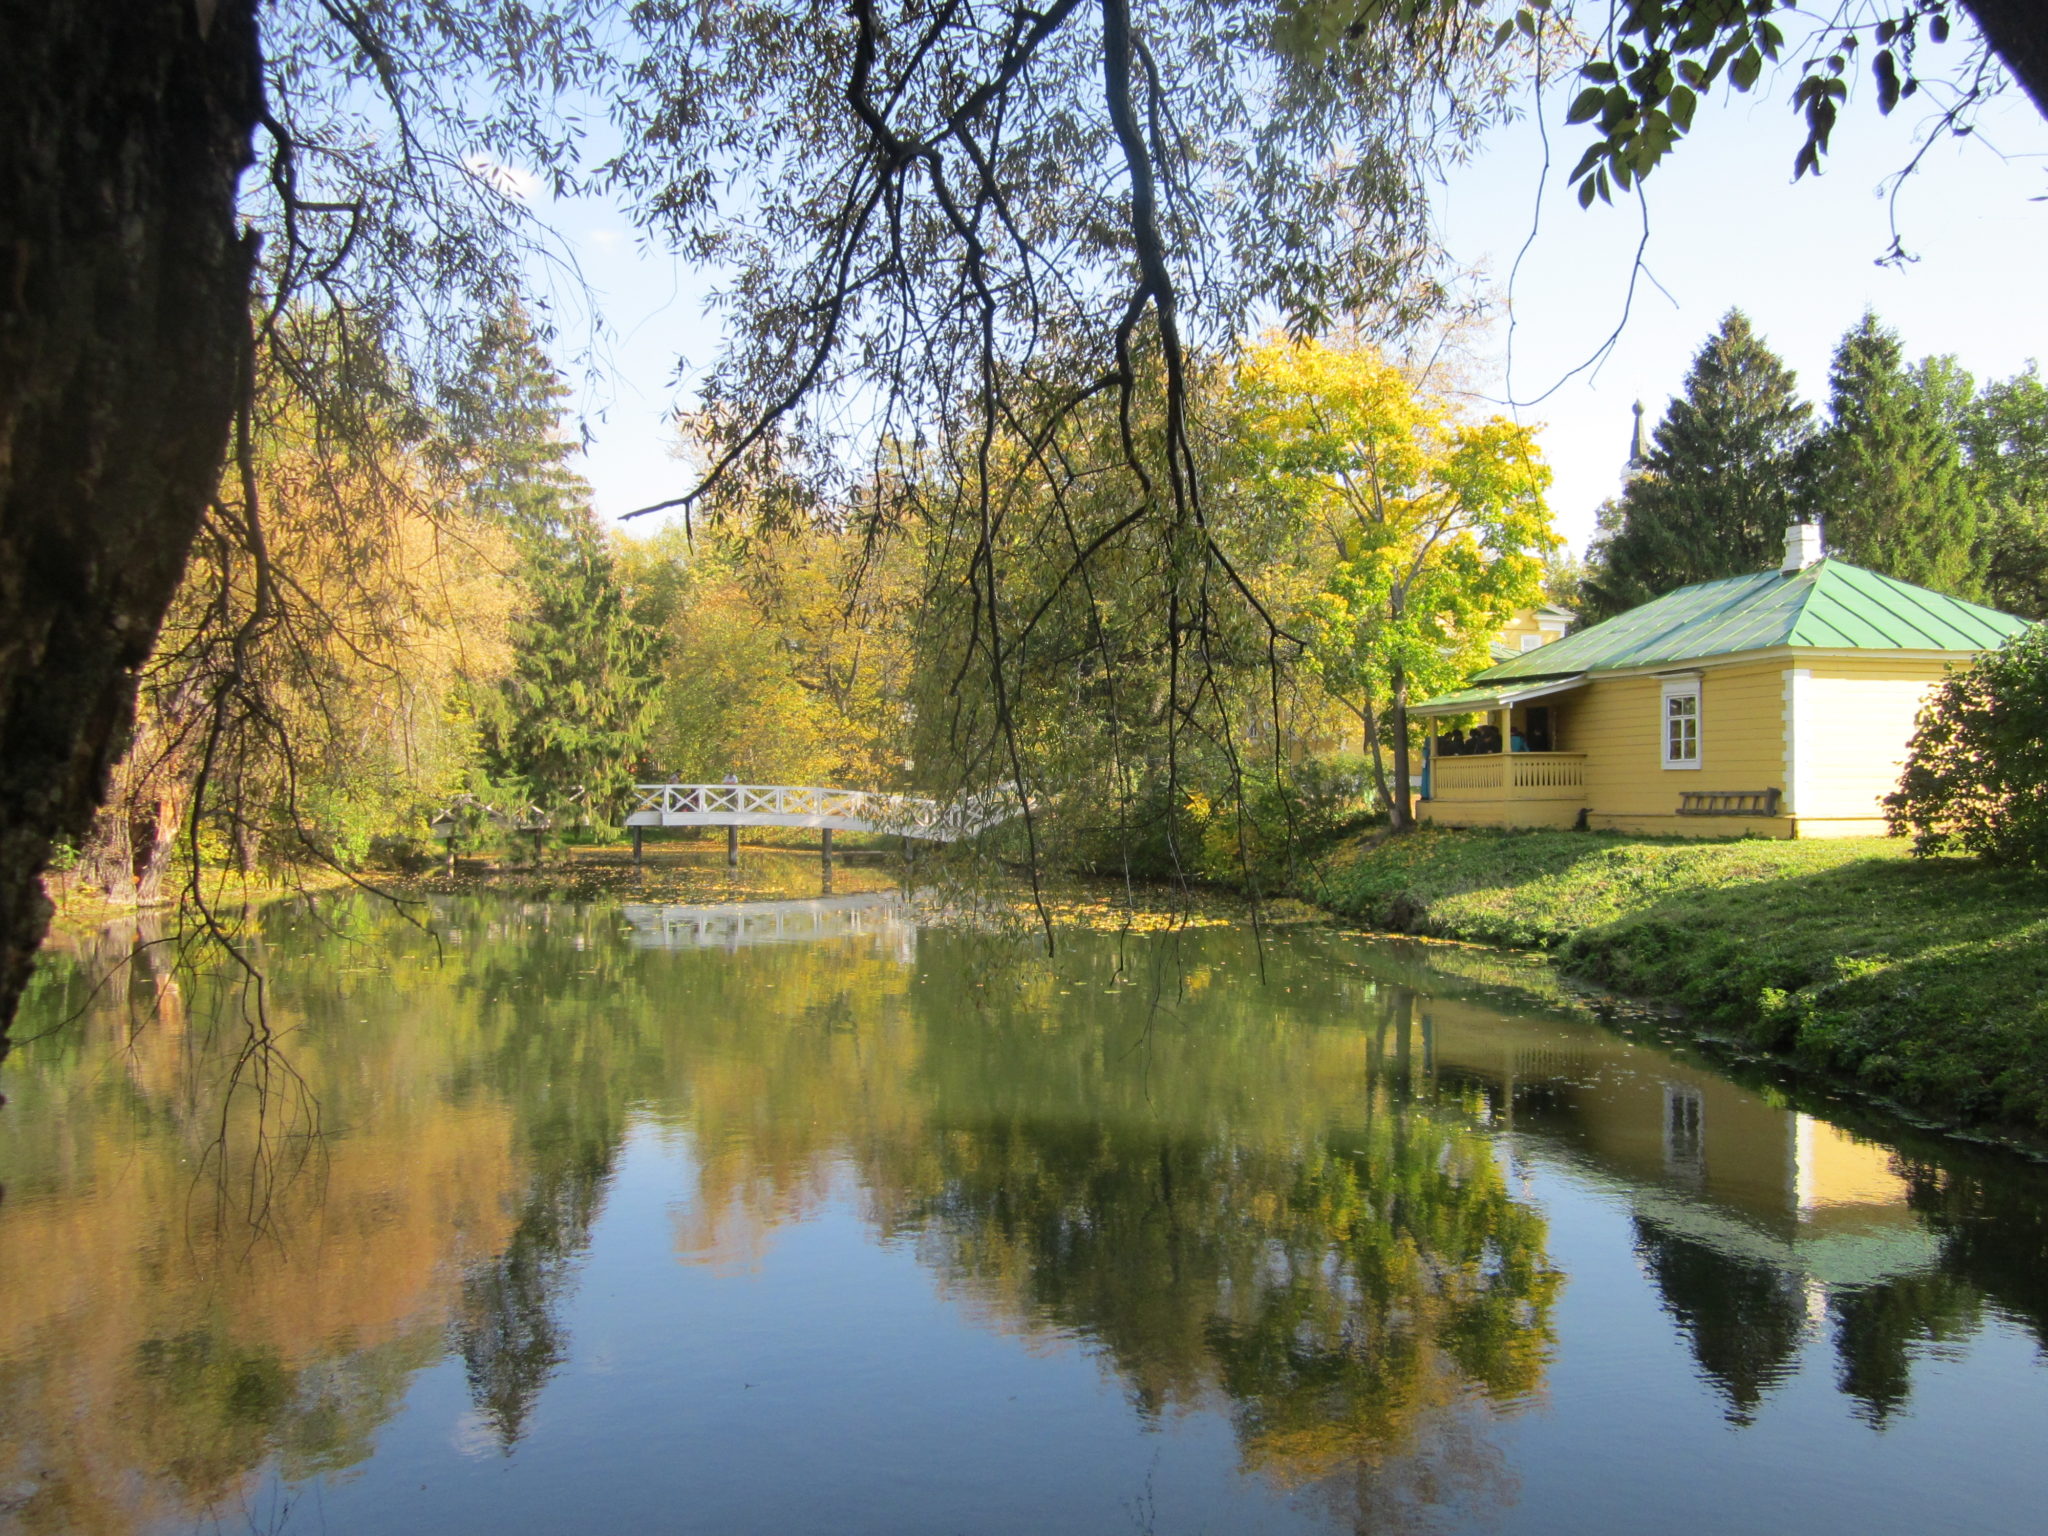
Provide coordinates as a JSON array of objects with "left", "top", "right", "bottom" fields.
[{"left": 623, "top": 784, "right": 1015, "bottom": 838}]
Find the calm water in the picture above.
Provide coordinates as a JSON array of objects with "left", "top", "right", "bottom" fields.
[{"left": 5, "top": 864, "right": 2048, "bottom": 1535}]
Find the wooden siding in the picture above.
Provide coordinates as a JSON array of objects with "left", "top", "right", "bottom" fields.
[
  {"left": 1424, "top": 651, "right": 1975, "bottom": 838},
  {"left": 1554, "top": 660, "right": 1787, "bottom": 819}
]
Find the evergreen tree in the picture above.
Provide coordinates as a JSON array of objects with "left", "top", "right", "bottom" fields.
[
  {"left": 1963, "top": 365, "right": 2048, "bottom": 620},
  {"left": 446, "top": 303, "right": 594, "bottom": 545},
  {"left": 452, "top": 303, "right": 659, "bottom": 817},
  {"left": 1811, "top": 312, "right": 1983, "bottom": 597},
  {"left": 1583, "top": 311, "right": 1813, "bottom": 619}
]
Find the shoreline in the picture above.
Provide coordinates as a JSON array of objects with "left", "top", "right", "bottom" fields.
[
  {"left": 1295, "top": 825, "right": 2048, "bottom": 1142},
  {"left": 37, "top": 832, "right": 2047, "bottom": 1150}
]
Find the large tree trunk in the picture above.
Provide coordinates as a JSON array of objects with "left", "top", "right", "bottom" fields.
[
  {"left": 1389, "top": 663, "right": 1414, "bottom": 833},
  {"left": 1960, "top": 2, "right": 2048, "bottom": 121},
  {"left": 0, "top": 2, "right": 261, "bottom": 1048}
]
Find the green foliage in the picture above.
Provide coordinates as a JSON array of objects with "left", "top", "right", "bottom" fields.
[
  {"left": 457, "top": 305, "right": 660, "bottom": 817},
  {"left": 1964, "top": 365, "right": 2048, "bottom": 620},
  {"left": 1188, "top": 754, "right": 1379, "bottom": 889},
  {"left": 443, "top": 301, "right": 594, "bottom": 546},
  {"left": 1812, "top": 312, "right": 1982, "bottom": 596},
  {"left": 483, "top": 515, "right": 661, "bottom": 817},
  {"left": 1226, "top": 336, "right": 1556, "bottom": 819},
  {"left": 1886, "top": 624, "right": 2048, "bottom": 866},
  {"left": 1548, "top": 2, "right": 1981, "bottom": 208},
  {"left": 1584, "top": 310, "right": 1812, "bottom": 617}
]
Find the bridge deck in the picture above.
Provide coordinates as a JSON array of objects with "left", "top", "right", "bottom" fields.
[{"left": 622, "top": 784, "right": 1009, "bottom": 839}]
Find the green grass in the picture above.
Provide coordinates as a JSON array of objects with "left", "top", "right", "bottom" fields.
[{"left": 1303, "top": 828, "right": 2048, "bottom": 1134}]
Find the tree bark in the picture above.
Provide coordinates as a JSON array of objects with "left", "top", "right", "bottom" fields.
[
  {"left": 1960, "top": 2, "right": 2048, "bottom": 122},
  {"left": 0, "top": 1, "right": 262, "bottom": 1047},
  {"left": 1389, "top": 663, "right": 1414, "bottom": 833}
]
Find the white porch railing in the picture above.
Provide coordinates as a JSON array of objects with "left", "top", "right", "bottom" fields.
[{"left": 1429, "top": 752, "right": 1586, "bottom": 802}]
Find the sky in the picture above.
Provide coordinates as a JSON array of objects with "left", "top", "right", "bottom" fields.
[{"left": 526, "top": 48, "right": 2048, "bottom": 560}]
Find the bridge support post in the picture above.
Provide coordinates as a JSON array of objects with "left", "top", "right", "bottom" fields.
[
  {"left": 727, "top": 823, "right": 739, "bottom": 867},
  {"left": 820, "top": 826, "right": 833, "bottom": 871},
  {"left": 631, "top": 826, "right": 643, "bottom": 866}
]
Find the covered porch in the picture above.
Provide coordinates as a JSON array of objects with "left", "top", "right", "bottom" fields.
[{"left": 1412, "top": 675, "right": 1588, "bottom": 829}]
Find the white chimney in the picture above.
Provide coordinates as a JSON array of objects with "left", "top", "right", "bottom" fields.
[{"left": 1782, "top": 520, "right": 1825, "bottom": 573}]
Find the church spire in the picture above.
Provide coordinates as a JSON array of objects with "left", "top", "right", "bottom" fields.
[{"left": 1627, "top": 399, "right": 1648, "bottom": 471}]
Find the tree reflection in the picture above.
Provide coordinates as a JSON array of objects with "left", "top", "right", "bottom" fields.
[
  {"left": 870, "top": 944, "right": 1562, "bottom": 1526},
  {"left": 8, "top": 892, "right": 2048, "bottom": 1534},
  {"left": 1630, "top": 1217, "right": 1810, "bottom": 1424}
]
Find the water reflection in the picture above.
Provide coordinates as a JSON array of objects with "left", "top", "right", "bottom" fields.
[
  {"left": 621, "top": 891, "right": 914, "bottom": 958},
  {"left": 4, "top": 884, "right": 2048, "bottom": 1534}
]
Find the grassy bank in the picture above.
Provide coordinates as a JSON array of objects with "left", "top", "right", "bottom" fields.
[{"left": 1302, "top": 828, "right": 2048, "bottom": 1136}]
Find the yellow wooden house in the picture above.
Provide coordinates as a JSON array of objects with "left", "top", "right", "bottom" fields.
[{"left": 1415, "top": 523, "right": 2032, "bottom": 838}]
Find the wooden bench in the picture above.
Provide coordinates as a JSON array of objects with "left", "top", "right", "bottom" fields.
[{"left": 1677, "top": 788, "right": 1782, "bottom": 817}]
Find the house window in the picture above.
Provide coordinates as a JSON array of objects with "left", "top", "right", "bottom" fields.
[
  {"left": 1664, "top": 1084, "right": 1705, "bottom": 1180},
  {"left": 1661, "top": 680, "right": 1701, "bottom": 769},
  {"left": 1519, "top": 632, "right": 1543, "bottom": 651}
]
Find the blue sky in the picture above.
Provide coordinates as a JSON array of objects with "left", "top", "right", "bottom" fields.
[{"left": 528, "top": 60, "right": 2048, "bottom": 559}]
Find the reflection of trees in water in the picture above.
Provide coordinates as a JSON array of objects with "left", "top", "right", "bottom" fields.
[
  {"left": 453, "top": 1138, "right": 616, "bottom": 1449},
  {"left": 1827, "top": 1272, "right": 1982, "bottom": 1427},
  {"left": 1630, "top": 1143, "right": 2048, "bottom": 1427},
  {"left": 869, "top": 955, "right": 1561, "bottom": 1529},
  {"left": 1630, "top": 1217, "right": 1810, "bottom": 1425},
  {"left": 13, "top": 901, "right": 2048, "bottom": 1533}
]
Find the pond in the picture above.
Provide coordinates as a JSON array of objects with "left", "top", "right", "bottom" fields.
[{"left": 5, "top": 858, "right": 2048, "bottom": 1535}]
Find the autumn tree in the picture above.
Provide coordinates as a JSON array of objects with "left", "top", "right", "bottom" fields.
[
  {"left": 77, "top": 309, "right": 520, "bottom": 897},
  {"left": 1584, "top": 311, "right": 1813, "bottom": 617},
  {"left": 8, "top": 0, "right": 2048, "bottom": 1040},
  {"left": 1226, "top": 338, "right": 1555, "bottom": 828},
  {"left": 619, "top": 512, "right": 918, "bottom": 790}
]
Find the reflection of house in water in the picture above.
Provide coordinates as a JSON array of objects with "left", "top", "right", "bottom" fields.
[
  {"left": 620, "top": 893, "right": 916, "bottom": 963},
  {"left": 1399, "top": 990, "right": 1942, "bottom": 1423}
]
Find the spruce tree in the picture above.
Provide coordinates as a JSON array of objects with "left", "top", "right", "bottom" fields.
[
  {"left": 1583, "top": 311, "right": 1813, "bottom": 619},
  {"left": 452, "top": 303, "right": 658, "bottom": 817},
  {"left": 1811, "top": 312, "right": 1983, "bottom": 597}
]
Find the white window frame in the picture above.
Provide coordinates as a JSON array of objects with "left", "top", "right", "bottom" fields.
[{"left": 1661, "top": 678, "right": 1702, "bottom": 770}]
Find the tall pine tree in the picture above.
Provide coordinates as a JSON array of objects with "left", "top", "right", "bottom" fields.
[
  {"left": 450, "top": 303, "right": 658, "bottom": 818},
  {"left": 1583, "top": 311, "right": 1813, "bottom": 619},
  {"left": 1810, "top": 312, "right": 1983, "bottom": 598}
]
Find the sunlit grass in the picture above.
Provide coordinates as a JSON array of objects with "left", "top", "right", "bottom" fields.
[{"left": 1307, "top": 827, "right": 2048, "bottom": 1134}]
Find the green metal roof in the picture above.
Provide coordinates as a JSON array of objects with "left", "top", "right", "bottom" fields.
[
  {"left": 1410, "top": 674, "right": 1589, "bottom": 718},
  {"left": 1475, "top": 558, "right": 2030, "bottom": 684}
]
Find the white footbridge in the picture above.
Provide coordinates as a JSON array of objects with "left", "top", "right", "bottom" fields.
[{"left": 622, "top": 784, "right": 1014, "bottom": 841}]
